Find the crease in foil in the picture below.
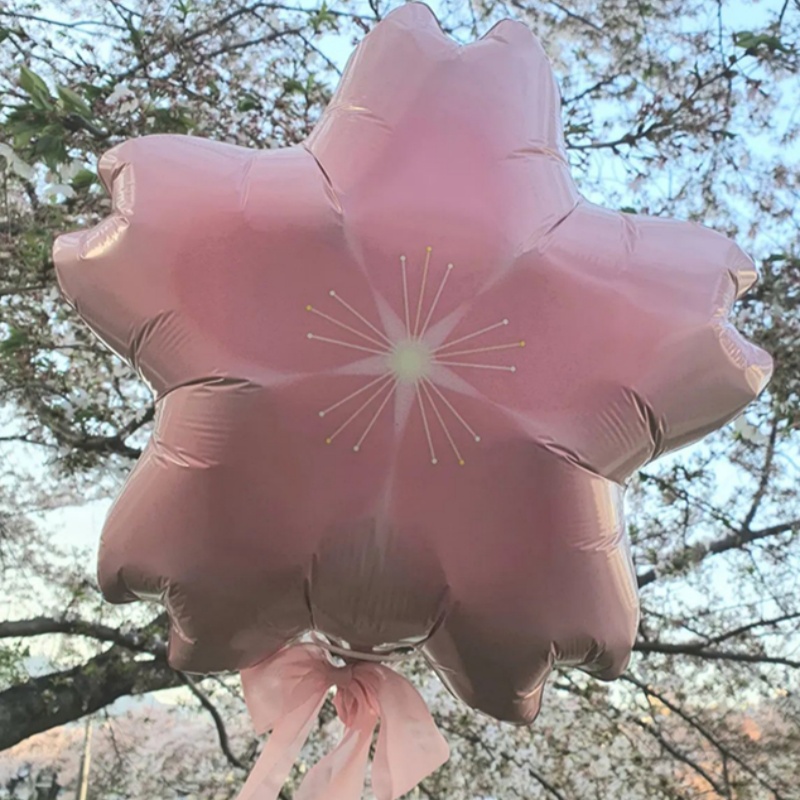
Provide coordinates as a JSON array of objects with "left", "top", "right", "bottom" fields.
[{"left": 625, "top": 385, "right": 666, "bottom": 460}]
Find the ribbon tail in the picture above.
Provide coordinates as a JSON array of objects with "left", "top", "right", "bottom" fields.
[
  {"left": 371, "top": 670, "right": 450, "bottom": 800},
  {"left": 236, "top": 689, "right": 327, "bottom": 800},
  {"left": 294, "top": 712, "right": 377, "bottom": 800}
]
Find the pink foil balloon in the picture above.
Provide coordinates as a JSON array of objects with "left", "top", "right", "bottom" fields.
[{"left": 54, "top": 3, "right": 771, "bottom": 724}]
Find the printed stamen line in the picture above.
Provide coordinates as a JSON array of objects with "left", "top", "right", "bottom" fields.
[
  {"left": 421, "top": 380, "right": 465, "bottom": 466},
  {"left": 306, "top": 305, "right": 388, "bottom": 350},
  {"left": 307, "top": 333, "right": 388, "bottom": 356},
  {"left": 416, "top": 383, "right": 438, "bottom": 464},
  {"left": 434, "top": 319, "right": 510, "bottom": 352},
  {"left": 433, "top": 360, "right": 517, "bottom": 373},
  {"left": 353, "top": 379, "right": 397, "bottom": 452},
  {"left": 329, "top": 290, "right": 394, "bottom": 347},
  {"left": 400, "top": 255, "right": 411, "bottom": 337},
  {"left": 423, "top": 378, "right": 481, "bottom": 442},
  {"left": 419, "top": 262, "right": 454, "bottom": 339},
  {"left": 319, "top": 371, "right": 393, "bottom": 418},
  {"left": 413, "top": 246, "right": 433, "bottom": 337},
  {"left": 437, "top": 341, "right": 525, "bottom": 358},
  {"left": 325, "top": 374, "right": 395, "bottom": 444}
]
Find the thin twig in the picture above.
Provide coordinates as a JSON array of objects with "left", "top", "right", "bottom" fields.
[
  {"left": 624, "top": 675, "right": 787, "bottom": 799},
  {"left": 179, "top": 673, "right": 247, "bottom": 770}
]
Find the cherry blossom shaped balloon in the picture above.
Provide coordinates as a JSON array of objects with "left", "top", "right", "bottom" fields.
[{"left": 54, "top": 2, "right": 771, "bottom": 726}]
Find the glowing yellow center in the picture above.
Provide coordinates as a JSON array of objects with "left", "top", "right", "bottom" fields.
[{"left": 389, "top": 340, "right": 432, "bottom": 383}]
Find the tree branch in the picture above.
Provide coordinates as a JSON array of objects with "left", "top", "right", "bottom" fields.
[
  {"left": 0, "top": 615, "right": 166, "bottom": 656},
  {"left": 569, "top": 55, "right": 746, "bottom": 152},
  {"left": 634, "top": 641, "right": 800, "bottom": 670},
  {"left": 742, "top": 419, "right": 779, "bottom": 531},
  {"left": 639, "top": 471, "right": 740, "bottom": 533},
  {"left": 701, "top": 611, "right": 800, "bottom": 648},
  {"left": 438, "top": 720, "right": 568, "bottom": 800},
  {"left": 27, "top": 402, "right": 155, "bottom": 461},
  {"left": 637, "top": 519, "right": 799, "bottom": 587},
  {"left": 0, "top": 9, "right": 127, "bottom": 31},
  {"left": 628, "top": 714, "right": 726, "bottom": 796},
  {"left": 417, "top": 783, "right": 439, "bottom": 800},
  {"left": 201, "top": 27, "right": 305, "bottom": 62},
  {"left": 623, "top": 675, "right": 788, "bottom": 799},
  {"left": 508, "top": 0, "right": 602, "bottom": 32},
  {"left": 0, "top": 646, "right": 180, "bottom": 750},
  {"left": 114, "top": 3, "right": 297, "bottom": 80},
  {"left": 179, "top": 673, "right": 246, "bottom": 771},
  {"left": 0, "top": 617, "right": 289, "bottom": 795},
  {"left": 545, "top": 0, "right": 602, "bottom": 32}
]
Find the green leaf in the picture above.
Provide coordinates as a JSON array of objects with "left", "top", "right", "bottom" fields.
[
  {"left": 10, "top": 120, "right": 44, "bottom": 149},
  {"left": 32, "top": 124, "right": 68, "bottom": 169},
  {"left": 82, "top": 82, "right": 105, "bottom": 102},
  {"left": 565, "top": 123, "right": 591, "bottom": 135},
  {"left": 71, "top": 168, "right": 97, "bottom": 190},
  {"left": 57, "top": 84, "right": 92, "bottom": 118},
  {"left": 0, "top": 326, "right": 30, "bottom": 354},
  {"left": 237, "top": 93, "right": 261, "bottom": 112},
  {"left": 19, "top": 65, "right": 53, "bottom": 110},
  {"left": 310, "top": 1, "right": 337, "bottom": 33},
  {"left": 619, "top": 206, "right": 638, "bottom": 214},
  {"left": 282, "top": 78, "right": 305, "bottom": 95},
  {"left": 4, "top": 105, "right": 49, "bottom": 151},
  {"left": 0, "top": 643, "right": 31, "bottom": 685},
  {"left": 129, "top": 25, "right": 143, "bottom": 52},
  {"left": 146, "top": 106, "right": 193, "bottom": 134},
  {"left": 733, "top": 30, "right": 791, "bottom": 54}
]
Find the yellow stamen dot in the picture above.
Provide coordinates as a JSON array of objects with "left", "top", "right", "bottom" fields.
[
  {"left": 325, "top": 438, "right": 332, "bottom": 444},
  {"left": 306, "top": 305, "right": 313, "bottom": 311},
  {"left": 459, "top": 459, "right": 465, "bottom": 466},
  {"left": 520, "top": 341, "right": 526, "bottom": 347},
  {"left": 426, "top": 246, "right": 433, "bottom": 252}
]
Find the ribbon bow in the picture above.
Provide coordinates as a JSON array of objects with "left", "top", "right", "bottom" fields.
[{"left": 236, "top": 643, "right": 450, "bottom": 800}]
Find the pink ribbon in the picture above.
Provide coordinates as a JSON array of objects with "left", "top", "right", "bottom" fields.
[{"left": 236, "top": 643, "right": 450, "bottom": 800}]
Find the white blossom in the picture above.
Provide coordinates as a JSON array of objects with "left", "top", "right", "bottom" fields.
[
  {"left": 57, "top": 159, "right": 85, "bottom": 182},
  {"left": 106, "top": 83, "right": 139, "bottom": 114},
  {"left": 733, "top": 415, "right": 769, "bottom": 444},
  {"left": 42, "top": 183, "right": 77, "bottom": 200},
  {"left": 0, "top": 143, "right": 35, "bottom": 181}
]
